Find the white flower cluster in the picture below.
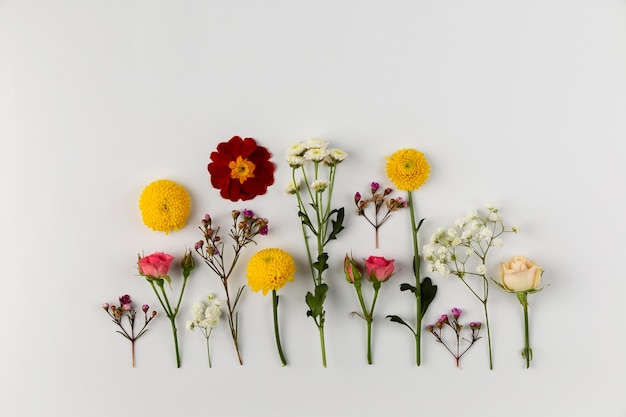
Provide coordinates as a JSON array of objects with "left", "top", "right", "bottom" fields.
[
  {"left": 187, "top": 293, "right": 222, "bottom": 332},
  {"left": 286, "top": 138, "right": 348, "bottom": 168},
  {"left": 285, "top": 138, "right": 348, "bottom": 194},
  {"left": 423, "top": 203, "right": 519, "bottom": 278}
]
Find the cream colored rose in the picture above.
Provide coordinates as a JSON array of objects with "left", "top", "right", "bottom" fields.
[{"left": 500, "top": 256, "right": 543, "bottom": 292}]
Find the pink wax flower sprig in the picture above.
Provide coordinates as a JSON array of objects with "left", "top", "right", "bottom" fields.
[
  {"left": 138, "top": 250, "right": 195, "bottom": 368},
  {"left": 354, "top": 181, "right": 408, "bottom": 248},
  {"left": 194, "top": 209, "right": 269, "bottom": 365},
  {"left": 344, "top": 254, "right": 395, "bottom": 364},
  {"left": 102, "top": 294, "right": 157, "bottom": 367},
  {"left": 426, "top": 308, "right": 482, "bottom": 368}
]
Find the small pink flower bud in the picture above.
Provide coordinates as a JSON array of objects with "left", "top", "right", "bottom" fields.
[
  {"left": 451, "top": 308, "right": 462, "bottom": 318},
  {"left": 426, "top": 324, "right": 434, "bottom": 332},
  {"left": 102, "top": 302, "right": 110, "bottom": 311},
  {"left": 435, "top": 321, "right": 443, "bottom": 329},
  {"left": 194, "top": 240, "right": 204, "bottom": 250},
  {"left": 439, "top": 314, "right": 449, "bottom": 324},
  {"left": 121, "top": 304, "right": 132, "bottom": 311},
  {"left": 344, "top": 253, "right": 362, "bottom": 283},
  {"left": 151, "top": 311, "right": 157, "bottom": 317},
  {"left": 142, "top": 304, "right": 149, "bottom": 313},
  {"left": 354, "top": 192, "right": 361, "bottom": 204},
  {"left": 243, "top": 209, "right": 254, "bottom": 218},
  {"left": 119, "top": 294, "right": 132, "bottom": 305},
  {"left": 383, "top": 187, "right": 392, "bottom": 196},
  {"left": 370, "top": 182, "right": 380, "bottom": 193}
]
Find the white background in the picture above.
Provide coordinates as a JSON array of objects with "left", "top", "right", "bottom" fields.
[{"left": 1, "top": 1, "right": 625, "bottom": 416}]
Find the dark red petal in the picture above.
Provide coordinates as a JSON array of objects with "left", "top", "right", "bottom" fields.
[
  {"left": 239, "top": 138, "right": 259, "bottom": 158},
  {"left": 216, "top": 136, "right": 243, "bottom": 159}
]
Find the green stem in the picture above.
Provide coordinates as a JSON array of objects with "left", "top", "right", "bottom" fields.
[
  {"left": 206, "top": 330, "right": 212, "bottom": 368},
  {"left": 408, "top": 191, "right": 422, "bottom": 366},
  {"left": 319, "top": 321, "right": 327, "bottom": 367},
  {"left": 354, "top": 282, "right": 371, "bottom": 364},
  {"left": 483, "top": 298, "right": 493, "bottom": 370},
  {"left": 169, "top": 316, "right": 181, "bottom": 368},
  {"left": 273, "top": 290, "right": 287, "bottom": 366},
  {"left": 518, "top": 291, "right": 531, "bottom": 369}
]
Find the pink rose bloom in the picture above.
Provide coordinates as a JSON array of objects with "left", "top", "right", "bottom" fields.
[
  {"left": 364, "top": 256, "right": 395, "bottom": 282},
  {"left": 138, "top": 252, "right": 175, "bottom": 277}
]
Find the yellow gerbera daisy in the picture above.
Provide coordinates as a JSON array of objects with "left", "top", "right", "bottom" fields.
[
  {"left": 247, "top": 248, "right": 296, "bottom": 295},
  {"left": 385, "top": 148, "right": 430, "bottom": 191},
  {"left": 138, "top": 179, "right": 191, "bottom": 234}
]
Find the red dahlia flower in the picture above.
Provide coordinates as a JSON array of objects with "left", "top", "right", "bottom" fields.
[{"left": 208, "top": 136, "right": 275, "bottom": 201}]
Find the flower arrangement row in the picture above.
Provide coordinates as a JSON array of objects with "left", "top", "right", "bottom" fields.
[{"left": 103, "top": 136, "right": 547, "bottom": 369}]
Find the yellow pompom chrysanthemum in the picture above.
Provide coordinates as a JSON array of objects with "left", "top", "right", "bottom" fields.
[
  {"left": 139, "top": 179, "right": 191, "bottom": 234},
  {"left": 385, "top": 148, "right": 430, "bottom": 191},
  {"left": 247, "top": 248, "right": 296, "bottom": 295}
]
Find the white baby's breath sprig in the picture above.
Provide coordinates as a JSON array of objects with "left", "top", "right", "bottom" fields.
[
  {"left": 424, "top": 204, "right": 519, "bottom": 370},
  {"left": 188, "top": 294, "right": 222, "bottom": 367}
]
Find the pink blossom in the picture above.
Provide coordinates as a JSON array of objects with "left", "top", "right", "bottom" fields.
[
  {"left": 364, "top": 256, "right": 395, "bottom": 282},
  {"left": 138, "top": 252, "right": 174, "bottom": 278}
]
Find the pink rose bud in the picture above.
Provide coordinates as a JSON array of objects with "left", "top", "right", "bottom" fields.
[
  {"left": 354, "top": 192, "right": 361, "bottom": 204},
  {"left": 138, "top": 252, "right": 175, "bottom": 278},
  {"left": 451, "top": 308, "right": 462, "bottom": 318},
  {"left": 364, "top": 256, "right": 395, "bottom": 282},
  {"left": 344, "top": 254, "right": 363, "bottom": 283},
  {"left": 370, "top": 182, "right": 380, "bottom": 193}
]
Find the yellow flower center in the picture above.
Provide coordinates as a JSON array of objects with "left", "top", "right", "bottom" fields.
[{"left": 229, "top": 156, "right": 256, "bottom": 184}]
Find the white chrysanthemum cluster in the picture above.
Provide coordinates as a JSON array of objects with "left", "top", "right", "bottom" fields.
[
  {"left": 423, "top": 203, "right": 518, "bottom": 278},
  {"left": 285, "top": 138, "right": 348, "bottom": 197},
  {"left": 187, "top": 293, "right": 222, "bottom": 332},
  {"left": 285, "top": 138, "right": 348, "bottom": 168}
]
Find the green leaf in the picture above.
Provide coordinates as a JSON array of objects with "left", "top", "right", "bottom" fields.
[
  {"left": 419, "top": 277, "right": 437, "bottom": 317},
  {"left": 312, "top": 253, "right": 329, "bottom": 274},
  {"left": 305, "top": 283, "right": 328, "bottom": 319},
  {"left": 399, "top": 283, "right": 416, "bottom": 293},
  {"left": 298, "top": 210, "right": 316, "bottom": 234},
  {"left": 386, "top": 315, "right": 416, "bottom": 335},
  {"left": 324, "top": 207, "right": 345, "bottom": 244},
  {"left": 416, "top": 217, "right": 426, "bottom": 232}
]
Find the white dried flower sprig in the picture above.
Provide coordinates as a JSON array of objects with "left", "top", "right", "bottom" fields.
[{"left": 187, "top": 294, "right": 222, "bottom": 367}]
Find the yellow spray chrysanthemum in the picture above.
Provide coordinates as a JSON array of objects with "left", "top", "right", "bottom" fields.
[
  {"left": 385, "top": 148, "right": 430, "bottom": 191},
  {"left": 139, "top": 179, "right": 191, "bottom": 234},
  {"left": 247, "top": 248, "right": 296, "bottom": 295}
]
